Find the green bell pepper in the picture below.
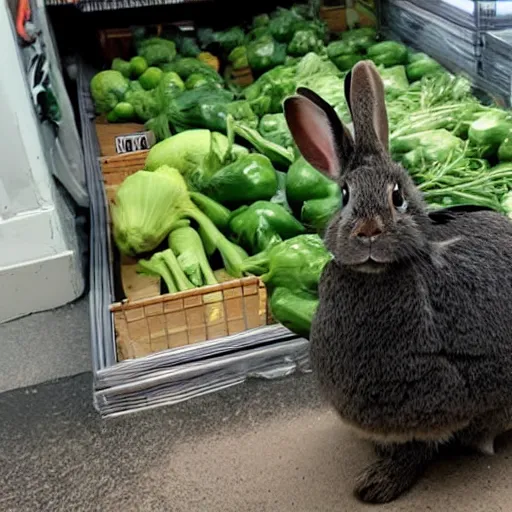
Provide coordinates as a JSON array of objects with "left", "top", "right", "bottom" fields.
[
  {"left": 269, "top": 288, "right": 318, "bottom": 338},
  {"left": 406, "top": 53, "right": 442, "bottom": 81},
  {"left": 229, "top": 201, "right": 305, "bottom": 254},
  {"left": 286, "top": 157, "right": 342, "bottom": 232},
  {"left": 203, "top": 154, "right": 279, "bottom": 206},
  {"left": 367, "top": 41, "right": 408, "bottom": 67}
]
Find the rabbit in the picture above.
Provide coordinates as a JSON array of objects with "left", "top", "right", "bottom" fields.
[{"left": 283, "top": 60, "right": 512, "bottom": 504}]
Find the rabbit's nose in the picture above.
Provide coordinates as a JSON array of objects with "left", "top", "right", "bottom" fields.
[{"left": 353, "top": 217, "right": 383, "bottom": 242}]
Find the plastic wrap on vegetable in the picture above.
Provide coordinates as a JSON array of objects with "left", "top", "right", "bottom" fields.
[
  {"left": 468, "top": 111, "right": 512, "bottom": 157},
  {"left": 286, "top": 157, "right": 341, "bottom": 233},
  {"left": 229, "top": 201, "right": 305, "bottom": 254}
]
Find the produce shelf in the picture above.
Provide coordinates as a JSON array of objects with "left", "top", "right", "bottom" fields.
[
  {"left": 77, "top": 59, "right": 310, "bottom": 417},
  {"left": 46, "top": 0, "right": 209, "bottom": 11}
]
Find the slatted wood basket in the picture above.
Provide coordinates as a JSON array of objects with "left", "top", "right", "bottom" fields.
[{"left": 99, "top": 143, "right": 271, "bottom": 361}]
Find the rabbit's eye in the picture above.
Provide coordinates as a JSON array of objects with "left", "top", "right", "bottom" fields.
[
  {"left": 392, "top": 183, "right": 407, "bottom": 212},
  {"left": 341, "top": 184, "right": 350, "bottom": 207}
]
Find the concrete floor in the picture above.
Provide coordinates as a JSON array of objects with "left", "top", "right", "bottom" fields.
[
  {"left": 0, "top": 296, "right": 91, "bottom": 393},
  {"left": 2, "top": 373, "right": 512, "bottom": 512}
]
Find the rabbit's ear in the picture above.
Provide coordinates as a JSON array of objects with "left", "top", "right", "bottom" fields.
[
  {"left": 346, "top": 60, "right": 389, "bottom": 153},
  {"left": 284, "top": 87, "right": 354, "bottom": 179}
]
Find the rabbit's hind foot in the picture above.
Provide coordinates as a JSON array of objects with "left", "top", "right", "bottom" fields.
[{"left": 354, "top": 442, "right": 435, "bottom": 504}]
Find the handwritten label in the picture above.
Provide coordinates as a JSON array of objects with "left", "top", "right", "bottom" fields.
[{"left": 115, "top": 131, "right": 155, "bottom": 154}]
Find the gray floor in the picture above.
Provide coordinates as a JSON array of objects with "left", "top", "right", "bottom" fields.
[
  {"left": 2, "top": 373, "right": 512, "bottom": 512},
  {"left": 0, "top": 296, "right": 91, "bottom": 393}
]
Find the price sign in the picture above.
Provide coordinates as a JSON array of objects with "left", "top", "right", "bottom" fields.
[
  {"left": 478, "top": 1, "right": 497, "bottom": 19},
  {"left": 115, "top": 131, "right": 155, "bottom": 154}
]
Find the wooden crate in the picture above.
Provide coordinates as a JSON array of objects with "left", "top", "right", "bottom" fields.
[
  {"left": 112, "top": 277, "right": 269, "bottom": 361},
  {"left": 100, "top": 151, "right": 148, "bottom": 202},
  {"left": 320, "top": 6, "right": 348, "bottom": 32},
  {"left": 102, "top": 153, "right": 271, "bottom": 361},
  {"left": 95, "top": 117, "right": 147, "bottom": 157}
]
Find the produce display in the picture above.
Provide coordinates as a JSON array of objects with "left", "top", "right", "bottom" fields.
[{"left": 91, "top": 2, "right": 512, "bottom": 342}]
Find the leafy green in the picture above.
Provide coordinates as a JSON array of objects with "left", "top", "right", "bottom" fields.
[{"left": 168, "top": 226, "right": 217, "bottom": 286}]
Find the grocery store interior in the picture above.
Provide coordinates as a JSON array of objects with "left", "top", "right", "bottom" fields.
[{"left": 3, "top": 0, "right": 512, "bottom": 510}]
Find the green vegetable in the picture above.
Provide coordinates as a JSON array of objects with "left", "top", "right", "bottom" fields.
[
  {"left": 185, "top": 73, "right": 211, "bottom": 90},
  {"left": 409, "top": 144, "right": 510, "bottom": 212},
  {"left": 286, "top": 157, "right": 342, "bottom": 232},
  {"left": 269, "top": 7, "right": 304, "bottom": 43},
  {"left": 330, "top": 53, "right": 363, "bottom": 72},
  {"left": 90, "top": 70, "right": 128, "bottom": 114},
  {"left": 112, "top": 58, "right": 131, "bottom": 78},
  {"left": 162, "top": 58, "right": 223, "bottom": 84},
  {"left": 229, "top": 201, "right": 306, "bottom": 254},
  {"left": 498, "top": 136, "right": 512, "bottom": 162},
  {"left": 129, "top": 56, "right": 149, "bottom": 78},
  {"left": 287, "top": 30, "right": 324, "bottom": 57},
  {"left": 175, "top": 35, "right": 201, "bottom": 57},
  {"left": 112, "top": 101, "right": 135, "bottom": 121},
  {"left": 145, "top": 129, "right": 236, "bottom": 187},
  {"left": 112, "top": 165, "right": 247, "bottom": 276},
  {"left": 258, "top": 113, "right": 293, "bottom": 148},
  {"left": 379, "top": 65, "right": 409, "bottom": 99},
  {"left": 204, "top": 154, "right": 278, "bottom": 206},
  {"left": 162, "top": 84, "right": 257, "bottom": 133},
  {"left": 228, "top": 46, "right": 249, "bottom": 69},
  {"left": 243, "top": 65, "right": 296, "bottom": 114},
  {"left": 127, "top": 89, "right": 159, "bottom": 122},
  {"left": 269, "top": 288, "right": 318, "bottom": 338},
  {"left": 139, "top": 67, "right": 163, "bottom": 90},
  {"left": 247, "top": 35, "right": 287, "bottom": 73},
  {"left": 137, "top": 251, "right": 178, "bottom": 293},
  {"left": 198, "top": 27, "right": 245, "bottom": 53},
  {"left": 252, "top": 13, "right": 270, "bottom": 28},
  {"left": 233, "top": 121, "right": 295, "bottom": 168},
  {"left": 392, "top": 129, "right": 464, "bottom": 169},
  {"left": 326, "top": 40, "right": 363, "bottom": 70},
  {"left": 341, "top": 27, "right": 377, "bottom": 50},
  {"left": 468, "top": 111, "right": 512, "bottom": 154},
  {"left": 241, "top": 234, "right": 331, "bottom": 294},
  {"left": 169, "top": 226, "right": 217, "bottom": 287},
  {"left": 406, "top": 53, "right": 442, "bottom": 82},
  {"left": 189, "top": 192, "right": 231, "bottom": 231},
  {"left": 159, "top": 71, "right": 185, "bottom": 94},
  {"left": 367, "top": 41, "right": 409, "bottom": 67},
  {"left": 502, "top": 189, "right": 512, "bottom": 219},
  {"left": 137, "top": 37, "right": 177, "bottom": 67}
]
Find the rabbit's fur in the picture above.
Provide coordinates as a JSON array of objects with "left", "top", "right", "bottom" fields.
[{"left": 284, "top": 61, "right": 512, "bottom": 503}]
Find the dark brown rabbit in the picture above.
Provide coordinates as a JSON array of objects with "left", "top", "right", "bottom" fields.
[{"left": 283, "top": 60, "right": 512, "bottom": 504}]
